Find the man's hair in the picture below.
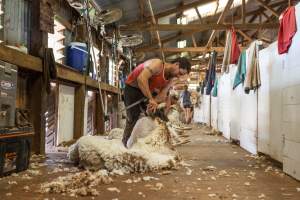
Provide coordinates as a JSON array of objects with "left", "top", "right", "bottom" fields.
[{"left": 172, "top": 57, "right": 191, "bottom": 73}]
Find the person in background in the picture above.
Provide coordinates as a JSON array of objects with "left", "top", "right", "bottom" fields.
[
  {"left": 181, "top": 85, "right": 192, "bottom": 124},
  {"left": 122, "top": 57, "right": 191, "bottom": 148}
]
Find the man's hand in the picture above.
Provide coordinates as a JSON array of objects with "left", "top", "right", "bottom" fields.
[{"left": 147, "top": 98, "right": 158, "bottom": 113}]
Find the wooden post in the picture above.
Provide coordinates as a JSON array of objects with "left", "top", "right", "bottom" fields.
[
  {"left": 28, "top": 0, "right": 48, "bottom": 154},
  {"left": 96, "top": 92, "right": 105, "bottom": 134},
  {"left": 209, "top": 93, "right": 212, "bottom": 128},
  {"left": 28, "top": 76, "right": 46, "bottom": 154},
  {"left": 29, "top": 0, "right": 48, "bottom": 57},
  {"left": 73, "top": 85, "right": 86, "bottom": 139},
  {"left": 242, "top": 0, "right": 246, "bottom": 24}
]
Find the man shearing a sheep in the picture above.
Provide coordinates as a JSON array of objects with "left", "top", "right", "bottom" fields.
[{"left": 122, "top": 57, "right": 191, "bottom": 148}]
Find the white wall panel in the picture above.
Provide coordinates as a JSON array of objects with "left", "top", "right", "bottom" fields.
[
  {"left": 239, "top": 47, "right": 258, "bottom": 154},
  {"left": 202, "top": 95, "right": 211, "bottom": 124},
  {"left": 57, "top": 85, "right": 75, "bottom": 145},
  {"left": 257, "top": 46, "right": 270, "bottom": 155},
  {"left": 283, "top": 157, "right": 300, "bottom": 181},
  {"left": 218, "top": 72, "right": 231, "bottom": 139},
  {"left": 230, "top": 65, "right": 242, "bottom": 140},
  {"left": 282, "top": 3, "right": 300, "bottom": 180},
  {"left": 211, "top": 96, "right": 218, "bottom": 130},
  {"left": 239, "top": 90, "right": 257, "bottom": 154}
]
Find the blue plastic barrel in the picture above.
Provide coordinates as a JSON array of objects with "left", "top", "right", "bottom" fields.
[{"left": 67, "top": 42, "right": 88, "bottom": 72}]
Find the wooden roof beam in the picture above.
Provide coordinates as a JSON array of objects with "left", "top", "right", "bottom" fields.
[
  {"left": 126, "top": 0, "right": 215, "bottom": 26},
  {"left": 133, "top": 1, "right": 286, "bottom": 52},
  {"left": 138, "top": 47, "right": 225, "bottom": 53},
  {"left": 255, "top": 0, "right": 280, "bottom": 18},
  {"left": 237, "top": 30, "right": 252, "bottom": 42},
  {"left": 147, "top": 0, "right": 165, "bottom": 61},
  {"left": 242, "top": 0, "right": 246, "bottom": 24},
  {"left": 123, "top": 22, "right": 279, "bottom": 32},
  {"left": 206, "top": 0, "right": 234, "bottom": 47}
]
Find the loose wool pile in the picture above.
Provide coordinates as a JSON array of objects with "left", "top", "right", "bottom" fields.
[
  {"left": 40, "top": 170, "right": 112, "bottom": 197},
  {"left": 68, "top": 120, "right": 181, "bottom": 173}
]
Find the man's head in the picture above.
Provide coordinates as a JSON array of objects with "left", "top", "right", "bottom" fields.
[
  {"left": 184, "top": 85, "right": 188, "bottom": 91},
  {"left": 170, "top": 57, "right": 191, "bottom": 78}
]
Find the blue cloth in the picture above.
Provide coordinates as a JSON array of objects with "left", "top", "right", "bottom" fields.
[
  {"left": 205, "top": 51, "right": 217, "bottom": 95},
  {"left": 212, "top": 77, "right": 219, "bottom": 97},
  {"left": 233, "top": 50, "right": 247, "bottom": 89}
]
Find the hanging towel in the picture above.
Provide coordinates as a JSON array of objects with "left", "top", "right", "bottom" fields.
[
  {"left": 222, "top": 30, "right": 232, "bottom": 73},
  {"left": 206, "top": 51, "right": 217, "bottom": 95},
  {"left": 278, "top": 6, "right": 297, "bottom": 54},
  {"left": 233, "top": 50, "right": 246, "bottom": 89},
  {"left": 212, "top": 77, "right": 219, "bottom": 97},
  {"left": 244, "top": 41, "right": 261, "bottom": 94},
  {"left": 230, "top": 28, "right": 241, "bottom": 64}
]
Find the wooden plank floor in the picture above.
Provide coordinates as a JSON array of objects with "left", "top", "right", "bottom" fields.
[{"left": 0, "top": 125, "right": 300, "bottom": 200}]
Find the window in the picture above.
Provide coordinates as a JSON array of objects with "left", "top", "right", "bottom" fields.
[
  {"left": 1, "top": 0, "right": 30, "bottom": 49},
  {"left": 177, "top": 40, "right": 186, "bottom": 48},
  {"left": 184, "top": 0, "right": 250, "bottom": 23},
  {"left": 48, "top": 19, "right": 66, "bottom": 63},
  {"left": 177, "top": 16, "right": 187, "bottom": 25}
]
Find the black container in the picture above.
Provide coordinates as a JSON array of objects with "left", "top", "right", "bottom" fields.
[{"left": 0, "top": 134, "right": 32, "bottom": 176}]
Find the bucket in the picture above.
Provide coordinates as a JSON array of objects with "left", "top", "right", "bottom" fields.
[{"left": 67, "top": 42, "right": 88, "bottom": 72}]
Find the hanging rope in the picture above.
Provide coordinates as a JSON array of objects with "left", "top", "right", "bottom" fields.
[{"left": 84, "top": 0, "right": 105, "bottom": 117}]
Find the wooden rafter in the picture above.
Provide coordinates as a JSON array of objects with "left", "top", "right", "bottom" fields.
[
  {"left": 192, "top": 34, "right": 197, "bottom": 47},
  {"left": 127, "top": 0, "right": 215, "bottom": 26},
  {"left": 133, "top": 0, "right": 287, "bottom": 55},
  {"left": 195, "top": 7, "right": 203, "bottom": 24},
  {"left": 250, "top": 4, "right": 286, "bottom": 40},
  {"left": 206, "top": 0, "right": 234, "bottom": 47},
  {"left": 147, "top": 0, "right": 165, "bottom": 61},
  {"left": 138, "top": 0, "right": 145, "bottom": 21},
  {"left": 237, "top": 30, "right": 252, "bottom": 42},
  {"left": 138, "top": 47, "right": 226, "bottom": 53},
  {"left": 255, "top": 0, "right": 280, "bottom": 18},
  {"left": 242, "top": 0, "right": 246, "bottom": 24},
  {"left": 123, "top": 22, "right": 279, "bottom": 32}
]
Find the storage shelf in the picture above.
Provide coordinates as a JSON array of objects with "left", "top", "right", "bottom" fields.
[
  {"left": 0, "top": 45, "right": 120, "bottom": 94},
  {"left": 0, "top": 132, "right": 34, "bottom": 139}
]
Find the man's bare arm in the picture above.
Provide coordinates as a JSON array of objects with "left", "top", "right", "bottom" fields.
[{"left": 137, "top": 59, "right": 162, "bottom": 101}]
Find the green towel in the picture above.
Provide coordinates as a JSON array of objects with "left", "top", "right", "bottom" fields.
[
  {"left": 233, "top": 50, "right": 246, "bottom": 89},
  {"left": 212, "top": 77, "right": 219, "bottom": 97}
]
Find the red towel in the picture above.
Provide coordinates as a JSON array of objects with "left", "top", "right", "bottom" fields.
[
  {"left": 230, "top": 28, "right": 241, "bottom": 64},
  {"left": 278, "top": 6, "right": 297, "bottom": 54}
]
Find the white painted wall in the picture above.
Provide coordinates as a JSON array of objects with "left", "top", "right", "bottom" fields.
[
  {"left": 282, "top": 3, "right": 300, "bottom": 180},
  {"left": 83, "top": 95, "right": 89, "bottom": 135},
  {"left": 257, "top": 42, "right": 285, "bottom": 162},
  {"left": 239, "top": 48, "right": 258, "bottom": 154},
  {"left": 202, "top": 95, "right": 211, "bottom": 125},
  {"left": 218, "top": 72, "right": 231, "bottom": 139},
  {"left": 57, "top": 84, "right": 75, "bottom": 145},
  {"left": 193, "top": 94, "right": 211, "bottom": 125},
  {"left": 211, "top": 96, "right": 218, "bottom": 130},
  {"left": 230, "top": 65, "right": 242, "bottom": 141}
]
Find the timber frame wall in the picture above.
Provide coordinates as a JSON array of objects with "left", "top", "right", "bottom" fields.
[{"left": 0, "top": 0, "right": 122, "bottom": 154}]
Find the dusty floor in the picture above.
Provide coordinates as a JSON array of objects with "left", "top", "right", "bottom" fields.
[{"left": 1, "top": 124, "right": 300, "bottom": 200}]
